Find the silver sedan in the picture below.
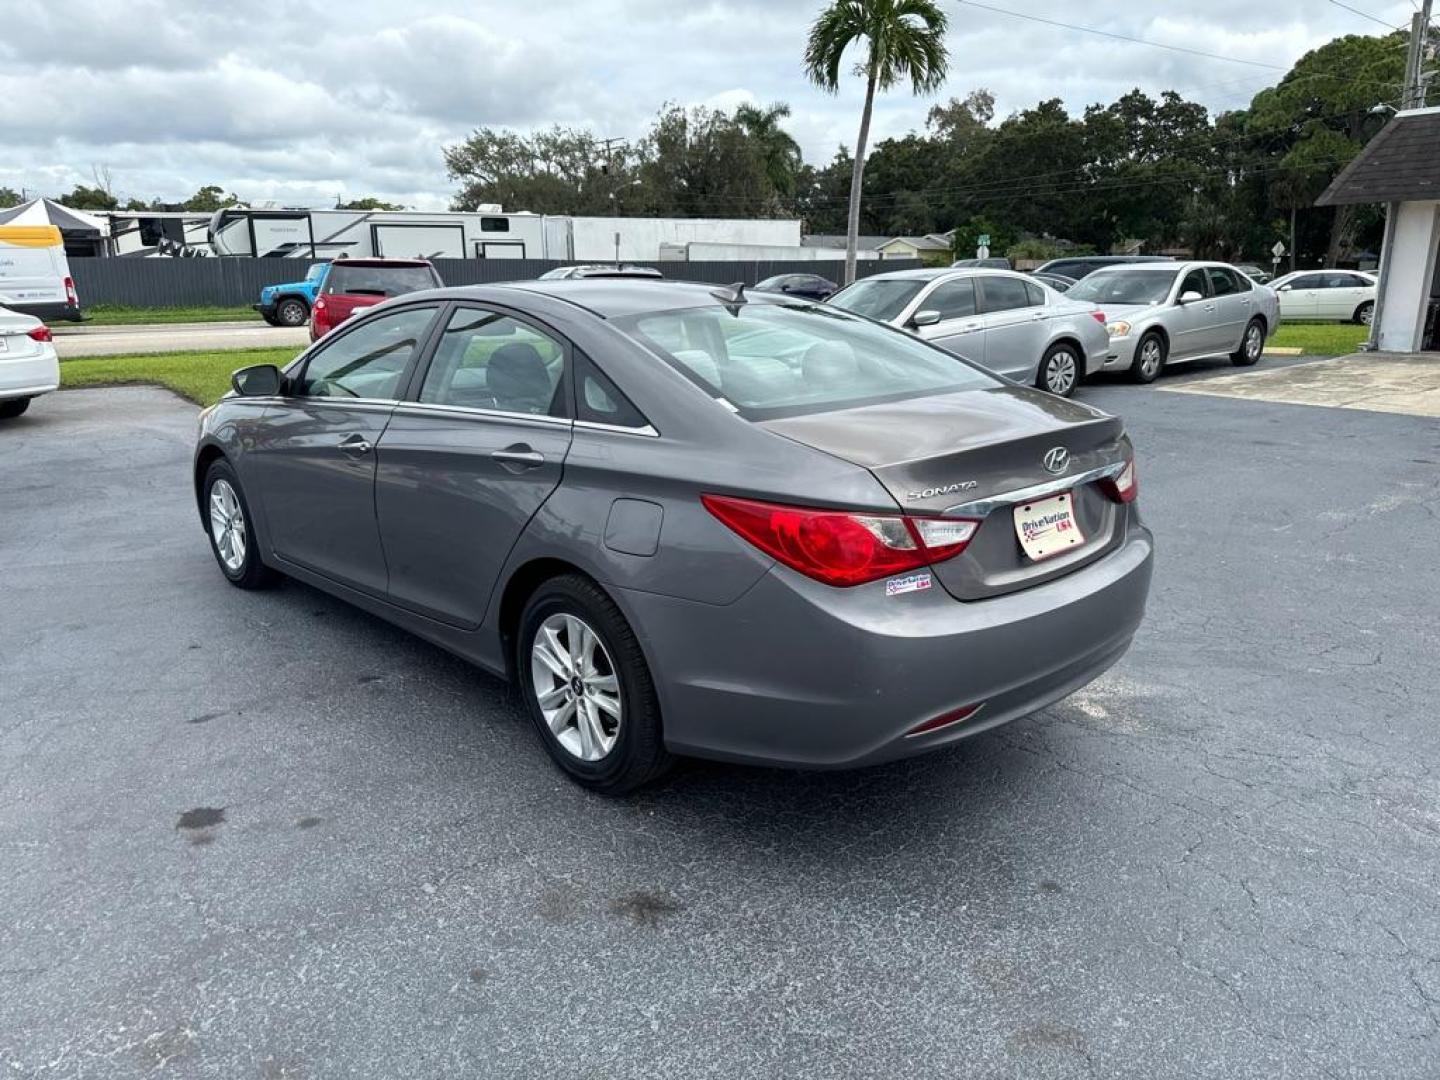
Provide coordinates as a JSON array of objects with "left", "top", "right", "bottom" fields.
[
  {"left": 828, "top": 268, "right": 1113, "bottom": 398},
  {"left": 1067, "top": 262, "right": 1281, "bottom": 383}
]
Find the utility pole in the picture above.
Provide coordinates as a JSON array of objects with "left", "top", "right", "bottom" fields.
[{"left": 1402, "top": 0, "right": 1434, "bottom": 111}]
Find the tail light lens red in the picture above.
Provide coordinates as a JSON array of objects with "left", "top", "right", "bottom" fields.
[
  {"left": 906, "top": 703, "right": 984, "bottom": 737},
  {"left": 63, "top": 276, "right": 77, "bottom": 307},
  {"left": 701, "top": 494, "right": 979, "bottom": 587},
  {"left": 1101, "top": 458, "right": 1138, "bottom": 504},
  {"left": 27, "top": 325, "right": 53, "bottom": 343},
  {"left": 1089, "top": 310, "right": 1106, "bottom": 324}
]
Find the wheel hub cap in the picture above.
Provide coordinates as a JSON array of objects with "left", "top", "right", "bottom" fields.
[
  {"left": 530, "top": 613, "right": 622, "bottom": 762},
  {"left": 208, "top": 480, "right": 247, "bottom": 572}
]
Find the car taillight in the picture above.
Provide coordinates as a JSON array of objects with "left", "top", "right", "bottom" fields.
[
  {"left": 701, "top": 494, "right": 979, "bottom": 587},
  {"left": 1089, "top": 310, "right": 1106, "bottom": 325},
  {"left": 27, "top": 326, "right": 53, "bottom": 343},
  {"left": 63, "top": 276, "right": 77, "bottom": 307},
  {"left": 1101, "top": 458, "right": 1139, "bottom": 504}
]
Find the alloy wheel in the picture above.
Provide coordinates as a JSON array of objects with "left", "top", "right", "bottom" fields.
[
  {"left": 1360, "top": 304, "right": 1374, "bottom": 326},
  {"left": 1044, "top": 350, "right": 1077, "bottom": 396},
  {"left": 1246, "top": 325, "right": 1263, "bottom": 360},
  {"left": 1139, "top": 340, "right": 1162, "bottom": 379},
  {"left": 530, "top": 613, "right": 622, "bottom": 762},
  {"left": 208, "top": 479, "right": 247, "bottom": 572}
]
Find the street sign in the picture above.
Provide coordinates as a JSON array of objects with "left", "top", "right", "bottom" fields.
[
  {"left": 976, "top": 245, "right": 990, "bottom": 260},
  {"left": 977, "top": 234, "right": 991, "bottom": 247},
  {"left": 1271, "top": 241, "right": 1286, "bottom": 257}
]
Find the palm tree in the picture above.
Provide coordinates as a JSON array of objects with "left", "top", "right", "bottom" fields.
[
  {"left": 735, "top": 102, "right": 804, "bottom": 200},
  {"left": 804, "top": 0, "right": 949, "bottom": 284}
]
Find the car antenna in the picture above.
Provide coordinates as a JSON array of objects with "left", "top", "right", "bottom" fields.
[{"left": 710, "top": 281, "right": 746, "bottom": 307}]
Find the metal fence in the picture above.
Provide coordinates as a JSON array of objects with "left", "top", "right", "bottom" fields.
[{"left": 68, "top": 256, "right": 923, "bottom": 308}]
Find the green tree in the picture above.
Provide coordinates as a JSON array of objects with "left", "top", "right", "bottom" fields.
[
  {"left": 803, "top": 0, "right": 949, "bottom": 284},
  {"left": 734, "top": 102, "right": 804, "bottom": 198},
  {"left": 633, "top": 105, "right": 776, "bottom": 218},
  {"left": 445, "top": 125, "right": 619, "bottom": 214},
  {"left": 338, "top": 196, "right": 405, "bottom": 211},
  {"left": 183, "top": 185, "right": 241, "bottom": 212},
  {"left": 61, "top": 184, "right": 118, "bottom": 210},
  {"left": 0, "top": 186, "right": 21, "bottom": 209}
]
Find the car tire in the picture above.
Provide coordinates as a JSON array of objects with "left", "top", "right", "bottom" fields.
[
  {"left": 518, "top": 574, "right": 672, "bottom": 795},
  {"left": 261, "top": 313, "right": 281, "bottom": 327},
  {"left": 0, "top": 397, "right": 32, "bottom": 419},
  {"left": 1130, "top": 332, "right": 1166, "bottom": 384},
  {"left": 202, "top": 459, "right": 279, "bottom": 590},
  {"left": 1037, "top": 342, "right": 1081, "bottom": 397},
  {"left": 1355, "top": 301, "right": 1375, "bottom": 326},
  {"left": 275, "top": 297, "right": 309, "bottom": 327},
  {"left": 1231, "top": 318, "right": 1265, "bottom": 367}
]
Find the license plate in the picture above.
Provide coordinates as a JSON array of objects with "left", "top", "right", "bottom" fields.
[{"left": 1014, "top": 491, "right": 1084, "bottom": 561}]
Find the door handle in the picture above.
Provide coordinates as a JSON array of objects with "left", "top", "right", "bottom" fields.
[
  {"left": 338, "top": 433, "right": 372, "bottom": 455},
  {"left": 1030, "top": 311, "right": 1045, "bottom": 321},
  {"left": 491, "top": 446, "right": 545, "bottom": 470},
  {"left": 961, "top": 322, "right": 982, "bottom": 332}
]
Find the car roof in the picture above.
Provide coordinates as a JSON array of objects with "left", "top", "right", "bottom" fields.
[
  {"left": 848, "top": 267, "right": 1032, "bottom": 284},
  {"left": 399, "top": 279, "right": 780, "bottom": 319},
  {"left": 330, "top": 258, "right": 433, "bottom": 268}
]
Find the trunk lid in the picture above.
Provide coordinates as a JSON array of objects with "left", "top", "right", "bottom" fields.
[{"left": 760, "top": 385, "right": 1130, "bottom": 600}]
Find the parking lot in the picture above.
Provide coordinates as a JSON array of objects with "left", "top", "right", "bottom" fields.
[{"left": 2, "top": 365, "right": 1439, "bottom": 1077}]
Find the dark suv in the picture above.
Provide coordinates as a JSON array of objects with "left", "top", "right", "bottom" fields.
[
  {"left": 310, "top": 258, "right": 443, "bottom": 341},
  {"left": 1035, "top": 255, "right": 1174, "bottom": 281}
]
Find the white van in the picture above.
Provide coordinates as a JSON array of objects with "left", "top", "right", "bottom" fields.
[{"left": 0, "top": 225, "right": 81, "bottom": 321}]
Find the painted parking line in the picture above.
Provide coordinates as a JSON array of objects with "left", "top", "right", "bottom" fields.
[{"left": 1159, "top": 352, "right": 1440, "bottom": 418}]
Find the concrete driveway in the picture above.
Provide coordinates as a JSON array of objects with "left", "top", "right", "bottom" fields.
[
  {"left": 51, "top": 321, "right": 308, "bottom": 358},
  {"left": 1, "top": 379, "right": 1438, "bottom": 1078}
]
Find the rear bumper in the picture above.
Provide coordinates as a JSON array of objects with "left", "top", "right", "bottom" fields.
[
  {"left": 620, "top": 523, "right": 1154, "bottom": 768},
  {"left": 0, "top": 347, "right": 61, "bottom": 400},
  {"left": 7, "top": 302, "right": 81, "bottom": 323}
]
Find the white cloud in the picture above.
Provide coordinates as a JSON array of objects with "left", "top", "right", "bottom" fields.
[{"left": 0, "top": 0, "right": 1417, "bottom": 209}]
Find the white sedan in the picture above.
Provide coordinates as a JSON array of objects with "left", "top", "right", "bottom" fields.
[
  {"left": 1270, "top": 270, "right": 1376, "bottom": 325},
  {"left": 0, "top": 305, "right": 60, "bottom": 418}
]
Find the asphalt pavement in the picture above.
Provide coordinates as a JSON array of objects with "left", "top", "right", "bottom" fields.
[
  {"left": 2, "top": 369, "right": 1438, "bottom": 1078},
  {"left": 51, "top": 321, "right": 307, "bottom": 357}
]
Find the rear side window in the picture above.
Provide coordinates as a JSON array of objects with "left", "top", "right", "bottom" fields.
[
  {"left": 1024, "top": 281, "right": 1046, "bottom": 305},
  {"left": 1290, "top": 274, "right": 1324, "bottom": 289},
  {"left": 326, "top": 263, "right": 437, "bottom": 296},
  {"left": 419, "top": 307, "right": 565, "bottom": 416},
  {"left": 574, "top": 353, "right": 649, "bottom": 429},
  {"left": 977, "top": 276, "right": 1035, "bottom": 313},
  {"left": 1322, "top": 273, "right": 1366, "bottom": 288},
  {"left": 924, "top": 279, "right": 977, "bottom": 320},
  {"left": 1207, "top": 268, "right": 1240, "bottom": 296}
]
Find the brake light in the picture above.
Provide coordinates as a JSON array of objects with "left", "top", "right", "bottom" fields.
[
  {"left": 1101, "top": 459, "right": 1139, "bottom": 504},
  {"left": 27, "top": 325, "right": 53, "bottom": 343},
  {"left": 63, "top": 276, "right": 77, "bottom": 307},
  {"left": 1089, "top": 310, "right": 1107, "bottom": 325},
  {"left": 701, "top": 494, "right": 979, "bottom": 587}
]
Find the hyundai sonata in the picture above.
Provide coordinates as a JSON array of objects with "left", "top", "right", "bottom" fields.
[{"left": 194, "top": 280, "right": 1153, "bottom": 793}]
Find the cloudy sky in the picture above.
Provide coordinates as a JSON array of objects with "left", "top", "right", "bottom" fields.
[{"left": 0, "top": 0, "right": 1417, "bottom": 210}]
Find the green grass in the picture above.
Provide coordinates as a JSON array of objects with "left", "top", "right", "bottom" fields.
[
  {"left": 82, "top": 304, "right": 260, "bottom": 326},
  {"left": 1269, "top": 322, "right": 1368, "bottom": 356},
  {"left": 60, "top": 347, "right": 298, "bottom": 405}
]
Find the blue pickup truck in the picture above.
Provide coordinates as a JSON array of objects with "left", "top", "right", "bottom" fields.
[{"left": 255, "top": 263, "right": 329, "bottom": 327}]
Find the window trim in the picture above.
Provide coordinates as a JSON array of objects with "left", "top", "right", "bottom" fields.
[{"left": 285, "top": 301, "right": 444, "bottom": 403}]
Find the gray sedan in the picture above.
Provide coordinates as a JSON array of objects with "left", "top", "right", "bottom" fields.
[
  {"left": 1067, "top": 262, "right": 1281, "bottom": 382},
  {"left": 827, "top": 268, "right": 1113, "bottom": 398},
  {"left": 194, "top": 281, "right": 1153, "bottom": 793}
]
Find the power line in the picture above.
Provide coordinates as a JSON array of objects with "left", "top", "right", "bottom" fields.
[
  {"left": 950, "top": 1, "right": 1287, "bottom": 70},
  {"left": 1327, "top": 0, "right": 1408, "bottom": 30}
]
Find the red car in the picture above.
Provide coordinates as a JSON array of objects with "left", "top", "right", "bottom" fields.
[{"left": 309, "top": 258, "right": 443, "bottom": 341}]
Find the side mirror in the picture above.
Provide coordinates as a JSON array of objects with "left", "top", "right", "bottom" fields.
[
  {"left": 231, "top": 364, "right": 283, "bottom": 397},
  {"left": 910, "top": 309, "right": 942, "bottom": 328},
  {"left": 779, "top": 283, "right": 794, "bottom": 292},
  {"left": 1277, "top": 284, "right": 1292, "bottom": 292},
  {"left": 1178, "top": 291, "right": 1204, "bottom": 305}
]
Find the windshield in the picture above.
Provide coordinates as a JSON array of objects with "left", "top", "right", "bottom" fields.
[
  {"left": 826, "top": 279, "right": 925, "bottom": 323},
  {"left": 325, "top": 264, "right": 436, "bottom": 296},
  {"left": 615, "top": 301, "right": 997, "bottom": 420},
  {"left": 1069, "top": 268, "right": 1179, "bottom": 306}
]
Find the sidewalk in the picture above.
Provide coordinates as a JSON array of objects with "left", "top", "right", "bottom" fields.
[{"left": 1160, "top": 351, "right": 1440, "bottom": 418}]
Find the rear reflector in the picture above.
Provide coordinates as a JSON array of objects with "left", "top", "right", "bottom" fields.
[
  {"left": 701, "top": 494, "right": 979, "bottom": 587},
  {"left": 27, "top": 325, "right": 53, "bottom": 343},
  {"left": 906, "top": 703, "right": 984, "bottom": 737},
  {"left": 1101, "top": 458, "right": 1138, "bottom": 504}
]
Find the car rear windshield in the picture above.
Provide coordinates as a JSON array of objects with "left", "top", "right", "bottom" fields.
[
  {"left": 614, "top": 301, "right": 998, "bottom": 420},
  {"left": 1068, "top": 268, "right": 1179, "bottom": 306},
  {"left": 826, "top": 278, "right": 925, "bottom": 323},
  {"left": 325, "top": 264, "right": 436, "bottom": 296}
]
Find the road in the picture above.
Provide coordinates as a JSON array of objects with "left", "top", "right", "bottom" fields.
[
  {"left": 51, "top": 320, "right": 308, "bottom": 358},
  {"left": 2, "top": 373, "right": 1438, "bottom": 1078}
]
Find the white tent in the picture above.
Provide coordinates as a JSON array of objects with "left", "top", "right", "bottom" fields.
[{"left": 0, "top": 198, "right": 109, "bottom": 238}]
